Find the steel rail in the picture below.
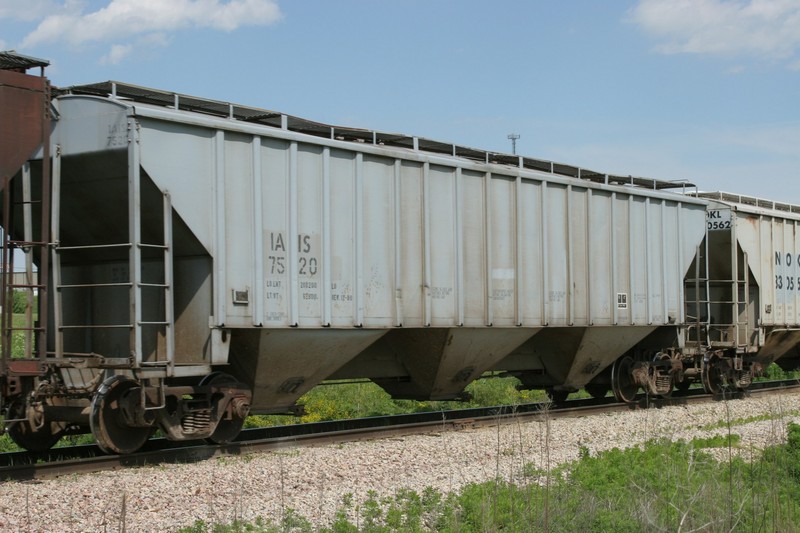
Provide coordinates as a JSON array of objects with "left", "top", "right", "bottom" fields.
[{"left": 1, "top": 379, "right": 798, "bottom": 481}]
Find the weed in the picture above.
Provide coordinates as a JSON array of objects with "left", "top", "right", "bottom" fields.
[
  {"left": 692, "top": 433, "right": 742, "bottom": 449},
  {"left": 757, "top": 363, "right": 800, "bottom": 381},
  {"left": 181, "top": 423, "right": 800, "bottom": 532},
  {"left": 699, "top": 410, "right": 800, "bottom": 431}
]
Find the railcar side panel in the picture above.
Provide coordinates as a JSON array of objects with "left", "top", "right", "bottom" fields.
[
  {"left": 588, "top": 190, "right": 612, "bottom": 325},
  {"left": 518, "top": 180, "right": 543, "bottom": 325},
  {"left": 361, "top": 155, "right": 395, "bottom": 324},
  {"left": 296, "top": 144, "right": 324, "bottom": 325},
  {"left": 489, "top": 174, "right": 517, "bottom": 326},
  {"left": 725, "top": 205, "right": 800, "bottom": 329},
  {"left": 398, "top": 161, "right": 424, "bottom": 325},
  {"left": 223, "top": 132, "right": 256, "bottom": 323},
  {"left": 544, "top": 184, "right": 569, "bottom": 324},
  {"left": 461, "top": 169, "right": 487, "bottom": 326},
  {"left": 137, "top": 116, "right": 215, "bottom": 252},
  {"left": 613, "top": 193, "right": 632, "bottom": 325},
  {"left": 329, "top": 149, "right": 356, "bottom": 326},
  {"left": 135, "top": 107, "right": 708, "bottom": 337},
  {"left": 428, "top": 164, "right": 457, "bottom": 326}
]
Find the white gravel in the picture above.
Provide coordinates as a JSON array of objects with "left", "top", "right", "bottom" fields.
[{"left": 1, "top": 392, "right": 799, "bottom": 532}]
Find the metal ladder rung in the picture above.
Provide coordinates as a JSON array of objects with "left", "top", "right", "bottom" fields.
[
  {"left": 6, "top": 239, "right": 48, "bottom": 246},
  {"left": 7, "top": 283, "right": 45, "bottom": 290},
  {"left": 58, "top": 282, "right": 133, "bottom": 289},
  {"left": 59, "top": 324, "right": 133, "bottom": 330},
  {"left": 56, "top": 243, "right": 132, "bottom": 252},
  {"left": 46, "top": 145, "right": 175, "bottom": 371},
  {"left": 1, "top": 161, "right": 51, "bottom": 365}
]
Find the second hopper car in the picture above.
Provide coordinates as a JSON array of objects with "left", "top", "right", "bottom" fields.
[{"left": 575, "top": 192, "right": 800, "bottom": 402}]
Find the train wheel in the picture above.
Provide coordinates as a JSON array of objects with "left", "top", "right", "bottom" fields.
[
  {"left": 90, "top": 376, "right": 153, "bottom": 455},
  {"left": 6, "top": 398, "right": 65, "bottom": 452},
  {"left": 201, "top": 372, "right": 247, "bottom": 444},
  {"left": 611, "top": 356, "right": 639, "bottom": 403},
  {"left": 701, "top": 360, "right": 725, "bottom": 395},
  {"left": 584, "top": 384, "right": 609, "bottom": 399},
  {"left": 673, "top": 379, "right": 692, "bottom": 396},
  {"left": 546, "top": 388, "right": 569, "bottom": 404}
]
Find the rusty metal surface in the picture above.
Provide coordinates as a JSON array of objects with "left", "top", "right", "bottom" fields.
[
  {"left": 6, "top": 359, "right": 44, "bottom": 375},
  {"left": 0, "top": 69, "right": 47, "bottom": 181},
  {"left": 0, "top": 65, "right": 52, "bottom": 370}
]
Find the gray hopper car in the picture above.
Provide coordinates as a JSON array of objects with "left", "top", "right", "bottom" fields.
[
  {"left": 578, "top": 192, "right": 800, "bottom": 402},
  {"left": 1, "top": 52, "right": 798, "bottom": 454},
  {"left": 684, "top": 193, "right": 800, "bottom": 384}
]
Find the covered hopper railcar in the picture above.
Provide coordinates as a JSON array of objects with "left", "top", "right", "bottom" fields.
[
  {"left": 575, "top": 192, "right": 800, "bottom": 402},
  {"left": 0, "top": 53, "right": 796, "bottom": 454},
  {"left": 685, "top": 193, "right": 800, "bottom": 389}
]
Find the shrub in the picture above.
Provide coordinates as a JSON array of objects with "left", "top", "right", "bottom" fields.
[
  {"left": 786, "top": 422, "right": 800, "bottom": 480},
  {"left": 179, "top": 425, "right": 800, "bottom": 532},
  {"left": 10, "top": 289, "right": 36, "bottom": 314},
  {"left": 761, "top": 363, "right": 800, "bottom": 381}
]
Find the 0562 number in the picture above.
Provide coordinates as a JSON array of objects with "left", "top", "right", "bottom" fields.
[{"left": 707, "top": 220, "right": 731, "bottom": 230}]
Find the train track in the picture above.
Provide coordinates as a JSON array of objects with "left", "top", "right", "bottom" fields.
[{"left": 2, "top": 379, "right": 798, "bottom": 481}]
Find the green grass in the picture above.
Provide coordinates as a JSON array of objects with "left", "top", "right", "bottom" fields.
[
  {"left": 4, "top": 305, "right": 39, "bottom": 358},
  {"left": 245, "top": 376, "right": 548, "bottom": 428},
  {"left": 247, "top": 361, "right": 799, "bottom": 429},
  {"left": 698, "top": 410, "right": 800, "bottom": 431},
  {"left": 179, "top": 423, "right": 800, "bottom": 532},
  {"left": 689, "top": 433, "right": 741, "bottom": 449},
  {"left": 757, "top": 363, "right": 800, "bottom": 381}
]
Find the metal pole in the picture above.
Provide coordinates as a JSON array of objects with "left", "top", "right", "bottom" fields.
[
  {"left": 507, "top": 133, "right": 520, "bottom": 155},
  {"left": 38, "top": 80, "right": 52, "bottom": 361}
]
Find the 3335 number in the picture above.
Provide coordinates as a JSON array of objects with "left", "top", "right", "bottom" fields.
[{"left": 776, "top": 275, "right": 800, "bottom": 291}]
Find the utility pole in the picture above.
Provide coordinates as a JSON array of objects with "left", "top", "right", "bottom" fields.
[{"left": 507, "top": 133, "right": 520, "bottom": 155}]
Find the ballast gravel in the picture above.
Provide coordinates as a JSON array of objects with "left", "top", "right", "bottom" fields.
[{"left": 1, "top": 391, "right": 800, "bottom": 532}]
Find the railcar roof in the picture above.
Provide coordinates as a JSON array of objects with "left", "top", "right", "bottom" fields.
[
  {"left": 0, "top": 50, "right": 49, "bottom": 71},
  {"left": 694, "top": 191, "right": 800, "bottom": 216},
  {"left": 56, "top": 80, "right": 696, "bottom": 194}
]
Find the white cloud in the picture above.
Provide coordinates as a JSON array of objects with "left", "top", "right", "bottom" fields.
[
  {"left": 137, "top": 32, "right": 170, "bottom": 48},
  {"left": 628, "top": 0, "right": 800, "bottom": 66},
  {"left": 100, "top": 43, "right": 132, "bottom": 65},
  {"left": 20, "top": 0, "right": 282, "bottom": 48}
]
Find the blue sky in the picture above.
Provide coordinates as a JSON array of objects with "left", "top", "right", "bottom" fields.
[{"left": 2, "top": 0, "right": 799, "bottom": 202}]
